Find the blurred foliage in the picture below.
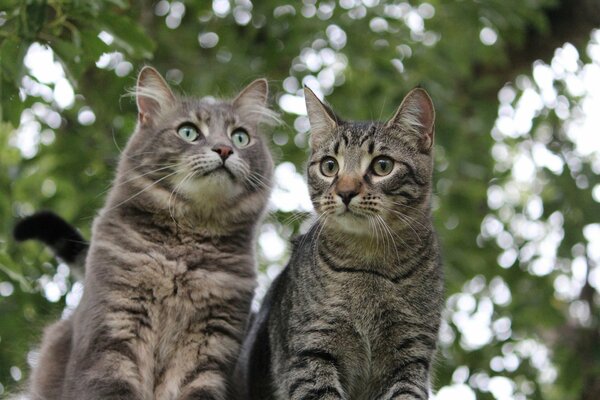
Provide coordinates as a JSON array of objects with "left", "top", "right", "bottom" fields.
[{"left": 1, "top": 0, "right": 599, "bottom": 399}]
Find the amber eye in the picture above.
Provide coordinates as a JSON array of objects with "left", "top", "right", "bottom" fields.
[
  {"left": 320, "top": 157, "right": 339, "bottom": 177},
  {"left": 372, "top": 156, "right": 394, "bottom": 176}
]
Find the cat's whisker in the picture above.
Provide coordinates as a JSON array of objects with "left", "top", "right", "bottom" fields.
[
  {"left": 168, "top": 169, "right": 196, "bottom": 229},
  {"left": 233, "top": 163, "right": 269, "bottom": 192},
  {"left": 246, "top": 173, "right": 270, "bottom": 191},
  {"left": 396, "top": 213, "right": 428, "bottom": 240},
  {"left": 383, "top": 208, "right": 429, "bottom": 239},
  {"left": 376, "top": 214, "right": 403, "bottom": 262},
  {"left": 313, "top": 213, "right": 330, "bottom": 255},
  {"left": 377, "top": 203, "right": 430, "bottom": 233},
  {"left": 103, "top": 169, "right": 181, "bottom": 213},
  {"left": 281, "top": 211, "right": 311, "bottom": 227},
  {"left": 373, "top": 214, "right": 390, "bottom": 256},
  {"left": 248, "top": 170, "right": 272, "bottom": 189},
  {"left": 385, "top": 212, "right": 425, "bottom": 245},
  {"left": 298, "top": 212, "right": 327, "bottom": 251},
  {"left": 380, "top": 216, "right": 394, "bottom": 257},
  {"left": 96, "top": 163, "right": 179, "bottom": 198},
  {"left": 367, "top": 215, "right": 382, "bottom": 253},
  {"left": 387, "top": 201, "right": 430, "bottom": 218}
]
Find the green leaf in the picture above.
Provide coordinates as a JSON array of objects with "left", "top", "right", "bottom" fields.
[
  {"left": 94, "top": 13, "right": 155, "bottom": 59},
  {"left": 0, "top": 37, "right": 28, "bottom": 83},
  {"left": 19, "top": 0, "right": 47, "bottom": 40}
]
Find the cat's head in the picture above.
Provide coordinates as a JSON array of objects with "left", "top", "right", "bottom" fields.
[
  {"left": 304, "top": 87, "right": 435, "bottom": 237},
  {"left": 115, "top": 67, "right": 277, "bottom": 225}
]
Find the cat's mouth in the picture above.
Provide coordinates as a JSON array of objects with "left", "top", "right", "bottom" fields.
[
  {"left": 329, "top": 210, "right": 373, "bottom": 235},
  {"left": 203, "top": 165, "right": 236, "bottom": 180},
  {"left": 335, "top": 207, "right": 367, "bottom": 219},
  {"left": 334, "top": 202, "right": 367, "bottom": 215}
]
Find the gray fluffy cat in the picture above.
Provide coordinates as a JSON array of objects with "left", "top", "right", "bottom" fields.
[
  {"left": 27, "top": 67, "right": 277, "bottom": 400},
  {"left": 235, "top": 87, "right": 444, "bottom": 400}
]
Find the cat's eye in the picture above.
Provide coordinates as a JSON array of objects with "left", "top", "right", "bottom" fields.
[
  {"left": 320, "top": 157, "right": 339, "bottom": 177},
  {"left": 231, "top": 128, "right": 251, "bottom": 148},
  {"left": 177, "top": 124, "right": 200, "bottom": 142},
  {"left": 372, "top": 156, "right": 394, "bottom": 176}
]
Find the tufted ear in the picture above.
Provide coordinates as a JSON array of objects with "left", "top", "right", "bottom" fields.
[
  {"left": 136, "top": 66, "right": 176, "bottom": 126},
  {"left": 386, "top": 88, "right": 435, "bottom": 152},
  {"left": 304, "top": 86, "right": 338, "bottom": 148},
  {"left": 233, "top": 79, "right": 280, "bottom": 127}
]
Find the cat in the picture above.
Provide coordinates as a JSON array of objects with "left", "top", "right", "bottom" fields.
[
  {"left": 235, "top": 86, "right": 444, "bottom": 400},
  {"left": 24, "top": 66, "right": 278, "bottom": 400},
  {"left": 14, "top": 211, "right": 89, "bottom": 278}
]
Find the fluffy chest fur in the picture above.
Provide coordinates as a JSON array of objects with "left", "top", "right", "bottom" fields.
[
  {"left": 132, "top": 249, "right": 254, "bottom": 399},
  {"left": 70, "top": 220, "right": 257, "bottom": 400}
]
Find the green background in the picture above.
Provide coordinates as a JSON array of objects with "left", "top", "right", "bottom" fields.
[{"left": 1, "top": 1, "right": 599, "bottom": 399}]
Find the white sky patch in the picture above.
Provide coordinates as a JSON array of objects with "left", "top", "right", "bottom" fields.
[
  {"left": 480, "top": 27, "right": 498, "bottom": 46},
  {"left": 23, "top": 43, "right": 65, "bottom": 84},
  {"left": 22, "top": 43, "right": 75, "bottom": 110},
  {"left": 433, "top": 384, "right": 476, "bottom": 400},
  {"left": 0, "top": 281, "right": 14, "bottom": 297},
  {"left": 259, "top": 224, "right": 286, "bottom": 261},
  {"left": 279, "top": 93, "right": 306, "bottom": 115},
  {"left": 531, "top": 143, "right": 563, "bottom": 174},
  {"left": 270, "top": 162, "right": 313, "bottom": 212},
  {"left": 98, "top": 31, "right": 114, "bottom": 45},
  {"left": 583, "top": 223, "right": 600, "bottom": 261},
  {"left": 53, "top": 78, "right": 75, "bottom": 109},
  {"left": 565, "top": 89, "right": 600, "bottom": 156},
  {"left": 448, "top": 294, "right": 494, "bottom": 350},
  {"left": 488, "top": 376, "right": 515, "bottom": 400},
  {"left": 11, "top": 109, "right": 41, "bottom": 158},
  {"left": 511, "top": 153, "right": 536, "bottom": 182},
  {"left": 77, "top": 107, "right": 96, "bottom": 125}
]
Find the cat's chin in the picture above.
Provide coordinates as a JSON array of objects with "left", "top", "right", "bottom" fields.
[
  {"left": 327, "top": 212, "right": 373, "bottom": 236},
  {"left": 176, "top": 172, "right": 244, "bottom": 203}
]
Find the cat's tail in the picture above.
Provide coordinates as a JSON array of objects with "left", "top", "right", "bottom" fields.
[{"left": 13, "top": 211, "right": 89, "bottom": 278}]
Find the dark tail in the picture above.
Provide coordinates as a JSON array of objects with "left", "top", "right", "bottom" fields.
[{"left": 14, "top": 211, "right": 89, "bottom": 276}]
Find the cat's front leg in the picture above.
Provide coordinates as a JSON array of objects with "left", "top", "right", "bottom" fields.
[
  {"left": 64, "top": 330, "right": 147, "bottom": 400},
  {"left": 177, "top": 374, "right": 227, "bottom": 400},
  {"left": 278, "top": 347, "right": 347, "bottom": 400},
  {"left": 74, "top": 379, "right": 143, "bottom": 400},
  {"left": 374, "top": 343, "right": 433, "bottom": 400},
  {"left": 376, "top": 364, "right": 430, "bottom": 400}
]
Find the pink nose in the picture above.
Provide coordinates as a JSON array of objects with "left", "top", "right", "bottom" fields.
[{"left": 212, "top": 145, "right": 233, "bottom": 160}]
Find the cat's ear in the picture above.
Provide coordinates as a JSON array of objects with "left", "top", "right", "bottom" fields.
[
  {"left": 386, "top": 88, "right": 435, "bottom": 152},
  {"left": 136, "top": 66, "right": 176, "bottom": 125},
  {"left": 233, "top": 79, "right": 280, "bottom": 127},
  {"left": 304, "top": 86, "right": 337, "bottom": 148}
]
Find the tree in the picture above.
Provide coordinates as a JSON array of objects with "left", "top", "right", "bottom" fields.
[{"left": 0, "top": 1, "right": 598, "bottom": 398}]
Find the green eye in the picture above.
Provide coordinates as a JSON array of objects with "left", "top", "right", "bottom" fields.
[
  {"left": 372, "top": 156, "right": 394, "bottom": 176},
  {"left": 320, "top": 157, "right": 339, "bottom": 177},
  {"left": 177, "top": 124, "right": 200, "bottom": 142},
  {"left": 231, "top": 128, "right": 250, "bottom": 148}
]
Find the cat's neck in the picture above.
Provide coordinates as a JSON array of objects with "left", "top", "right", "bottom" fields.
[
  {"left": 102, "top": 176, "right": 263, "bottom": 239},
  {"left": 99, "top": 199, "right": 257, "bottom": 248},
  {"left": 314, "top": 217, "right": 433, "bottom": 266}
]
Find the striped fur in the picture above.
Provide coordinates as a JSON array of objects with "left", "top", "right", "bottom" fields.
[
  {"left": 235, "top": 87, "right": 443, "bottom": 400},
  {"left": 27, "top": 67, "right": 275, "bottom": 400}
]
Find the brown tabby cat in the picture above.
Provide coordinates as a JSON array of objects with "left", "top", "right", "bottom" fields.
[
  {"left": 27, "top": 67, "right": 277, "bottom": 400},
  {"left": 235, "top": 87, "right": 443, "bottom": 399}
]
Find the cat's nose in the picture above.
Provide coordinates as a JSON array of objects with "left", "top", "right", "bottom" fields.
[
  {"left": 212, "top": 145, "right": 233, "bottom": 161},
  {"left": 337, "top": 190, "right": 358, "bottom": 206},
  {"left": 335, "top": 175, "right": 362, "bottom": 206}
]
